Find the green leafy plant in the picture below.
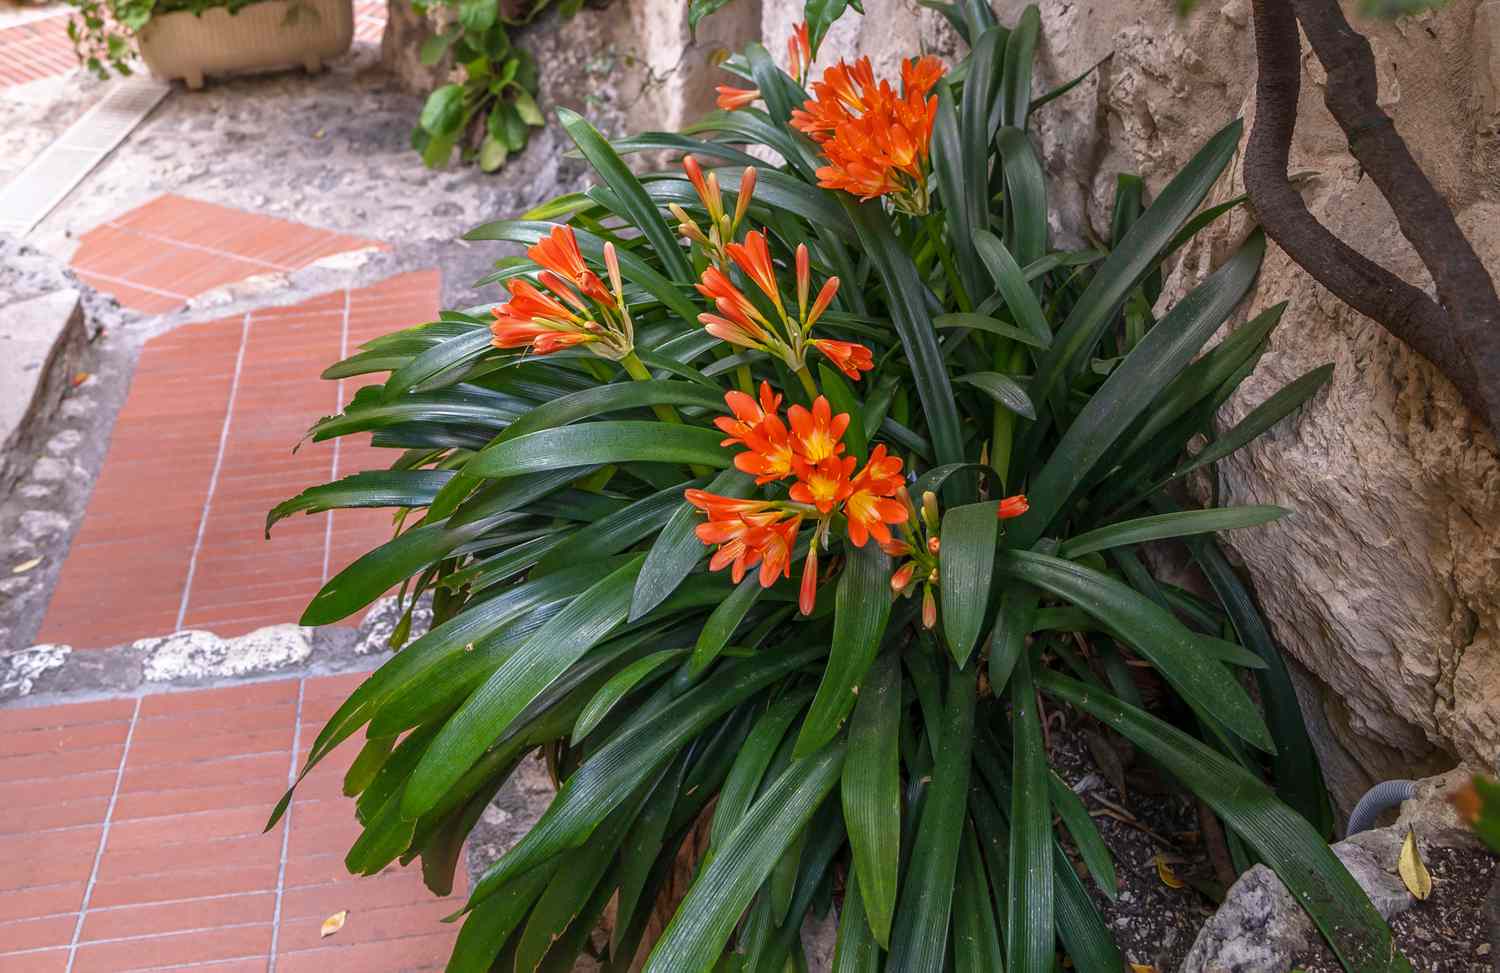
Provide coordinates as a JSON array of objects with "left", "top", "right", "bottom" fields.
[
  {"left": 410, "top": 0, "right": 578, "bottom": 171},
  {"left": 64, "top": 0, "right": 267, "bottom": 78},
  {"left": 267, "top": 3, "right": 1412, "bottom": 969}
]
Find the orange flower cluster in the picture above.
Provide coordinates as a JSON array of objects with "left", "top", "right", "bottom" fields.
[
  {"left": 884, "top": 488, "right": 1030, "bottom": 628},
  {"left": 680, "top": 181, "right": 873, "bottom": 382},
  {"left": 687, "top": 383, "right": 908, "bottom": 615},
  {"left": 489, "top": 226, "right": 634, "bottom": 359},
  {"left": 790, "top": 55, "right": 943, "bottom": 214}
]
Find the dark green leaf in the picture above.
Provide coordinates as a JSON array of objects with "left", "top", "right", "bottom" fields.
[
  {"left": 940, "top": 501, "right": 1001, "bottom": 666},
  {"left": 839, "top": 651, "right": 902, "bottom": 948}
]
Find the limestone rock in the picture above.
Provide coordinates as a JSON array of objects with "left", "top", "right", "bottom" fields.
[
  {"left": 135, "top": 624, "right": 313, "bottom": 681},
  {"left": 355, "top": 593, "right": 432, "bottom": 655},
  {"left": 0, "top": 643, "right": 70, "bottom": 699},
  {"left": 759, "top": 0, "right": 1500, "bottom": 810},
  {"left": 1182, "top": 827, "right": 1416, "bottom": 972}
]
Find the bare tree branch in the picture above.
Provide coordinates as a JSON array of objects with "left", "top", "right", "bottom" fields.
[{"left": 1244, "top": 0, "right": 1500, "bottom": 435}]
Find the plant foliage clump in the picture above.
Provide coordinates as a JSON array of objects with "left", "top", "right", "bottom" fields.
[{"left": 268, "top": 3, "right": 1413, "bottom": 969}]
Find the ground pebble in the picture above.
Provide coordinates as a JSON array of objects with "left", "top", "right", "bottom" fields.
[
  {"left": 19, "top": 510, "right": 69, "bottom": 540},
  {"left": 45, "top": 430, "right": 82, "bottom": 456},
  {"left": 31, "top": 457, "right": 69, "bottom": 482},
  {"left": 18, "top": 484, "right": 54, "bottom": 501}
]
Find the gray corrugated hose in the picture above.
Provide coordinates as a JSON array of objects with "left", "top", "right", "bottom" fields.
[{"left": 1346, "top": 779, "right": 1417, "bottom": 835}]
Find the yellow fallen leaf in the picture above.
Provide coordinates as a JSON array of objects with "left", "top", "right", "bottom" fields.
[
  {"left": 1398, "top": 828, "right": 1432, "bottom": 900},
  {"left": 1129, "top": 964, "right": 1157, "bottom": 973},
  {"left": 11, "top": 558, "right": 41, "bottom": 574},
  {"left": 320, "top": 910, "right": 348, "bottom": 938},
  {"left": 1154, "top": 853, "right": 1184, "bottom": 889}
]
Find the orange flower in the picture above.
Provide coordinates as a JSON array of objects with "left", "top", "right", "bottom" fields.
[
  {"left": 529, "top": 226, "right": 613, "bottom": 307},
  {"left": 789, "top": 454, "right": 856, "bottom": 513},
  {"left": 811, "top": 338, "right": 874, "bottom": 380},
  {"left": 790, "top": 55, "right": 944, "bottom": 215},
  {"left": 787, "top": 396, "right": 849, "bottom": 464},
  {"left": 716, "top": 85, "right": 761, "bottom": 111},
  {"left": 746, "top": 511, "right": 802, "bottom": 587},
  {"left": 696, "top": 266, "right": 774, "bottom": 341},
  {"left": 491, "top": 278, "right": 594, "bottom": 353},
  {"left": 787, "top": 21, "right": 812, "bottom": 85},
  {"left": 997, "top": 494, "right": 1029, "bottom": 520},
  {"left": 734, "top": 416, "right": 798, "bottom": 484},
  {"left": 713, "top": 381, "right": 784, "bottom": 449},
  {"left": 844, "top": 444, "right": 907, "bottom": 548},
  {"left": 890, "top": 560, "right": 916, "bottom": 593},
  {"left": 725, "top": 231, "right": 784, "bottom": 312},
  {"left": 799, "top": 543, "right": 819, "bottom": 615}
]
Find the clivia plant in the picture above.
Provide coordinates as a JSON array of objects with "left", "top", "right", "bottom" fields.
[{"left": 267, "top": 2, "right": 1412, "bottom": 969}]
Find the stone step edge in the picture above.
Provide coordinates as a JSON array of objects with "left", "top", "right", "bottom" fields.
[{"left": 0, "top": 592, "right": 430, "bottom": 709}]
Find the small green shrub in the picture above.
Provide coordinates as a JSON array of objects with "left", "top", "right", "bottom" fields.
[{"left": 268, "top": 3, "right": 1411, "bottom": 969}]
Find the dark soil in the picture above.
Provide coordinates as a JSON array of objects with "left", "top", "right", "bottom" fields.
[
  {"left": 1290, "top": 844, "right": 1499, "bottom": 972},
  {"left": 1047, "top": 718, "right": 1218, "bottom": 971}
]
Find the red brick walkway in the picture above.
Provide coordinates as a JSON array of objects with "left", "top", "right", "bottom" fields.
[
  {"left": 0, "top": 673, "right": 463, "bottom": 972},
  {"left": 40, "top": 268, "right": 441, "bottom": 649},
  {"left": 0, "top": 12, "right": 74, "bottom": 88},
  {"left": 71, "top": 196, "right": 381, "bottom": 315}
]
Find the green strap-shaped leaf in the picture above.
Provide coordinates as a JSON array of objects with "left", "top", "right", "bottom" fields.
[
  {"left": 1059, "top": 505, "right": 1289, "bottom": 559},
  {"left": 997, "top": 4, "right": 1040, "bottom": 129},
  {"left": 535, "top": 479, "right": 703, "bottom": 576},
  {"left": 1039, "top": 670, "right": 1411, "bottom": 972},
  {"left": 465, "top": 645, "right": 822, "bottom": 909},
  {"left": 380, "top": 324, "right": 491, "bottom": 402},
  {"left": 611, "top": 752, "right": 690, "bottom": 961},
  {"left": 570, "top": 648, "right": 689, "bottom": 744},
  {"left": 934, "top": 312, "right": 1048, "bottom": 347},
  {"left": 995, "top": 127, "right": 1048, "bottom": 269},
  {"left": 692, "top": 574, "right": 765, "bottom": 673},
  {"left": 1024, "top": 118, "right": 1243, "bottom": 428},
  {"left": 1007, "top": 654, "right": 1053, "bottom": 971},
  {"left": 796, "top": 542, "right": 892, "bottom": 755},
  {"left": 843, "top": 200, "right": 966, "bottom": 469},
  {"left": 887, "top": 666, "right": 976, "bottom": 970},
  {"left": 558, "top": 108, "right": 691, "bottom": 283},
  {"left": 1047, "top": 771, "right": 1117, "bottom": 898},
  {"left": 940, "top": 500, "right": 1000, "bottom": 667},
  {"left": 961, "top": 29, "right": 1005, "bottom": 279},
  {"left": 493, "top": 380, "right": 726, "bottom": 447},
  {"left": 266, "top": 470, "right": 453, "bottom": 537},
  {"left": 642, "top": 744, "right": 846, "bottom": 973},
  {"left": 839, "top": 651, "right": 902, "bottom": 948},
  {"left": 300, "top": 519, "right": 486, "bottom": 626},
  {"left": 932, "top": 81, "right": 984, "bottom": 303},
  {"left": 832, "top": 863, "right": 882, "bottom": 973},
  {"left": 955, "top": 372, "right": 1036, "bottom": 421},
  {"left": 402, "top": 556, "right": 644, "bottom": 819},
  {"left": 1009, "top": 230, "right": 1266, "bottom": 547},
  {"left": 633, "top": 469, "right": 753, "bottom": 620},
  {"left": 1172, "top": 363, "right": 1334, "bottom": 478},
  {"left": 711, "top": 691, "right": 815, "bottom": 850},
  {"left": 973, "top": 229, "right": 1052, "bottom": 347},
  {"left": 993, "top": 549, "right": 1273, "bottom": 751},
  {"left": 1052, "top": 837, "right": 1123, "bottom": 971},
  {"left": 953, "top": 821, "right": 1006, "bottom": 973},
  {"left": 464, "top": 422, "right": 730, "bottom": 479},
  {"left": 446, "top": 863, "right": 559, "bottom": 973}
]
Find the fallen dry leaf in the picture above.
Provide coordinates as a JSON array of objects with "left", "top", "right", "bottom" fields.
[
  {"left": 320, "top": 910, "right": 348, "bottom": 938},
  {"left": 72, "top": 371, "right": 90, "bottom": 387},
  {"left": 1154, "top": 853, "right": 1184, "bottom": 889},
  {"left": 1398, "top": 828, "right": 1432, "bottom": 900},
  {"left": 11, "top": 557, "right": 42, "bottom": 574},
  {"left": 1129, "top": 964, "right": 1157, "bottom": 973}
]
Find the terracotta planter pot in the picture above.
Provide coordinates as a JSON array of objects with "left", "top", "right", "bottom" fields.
[{"left": 137, "top": 0, "right": 353, "bottom": 89}]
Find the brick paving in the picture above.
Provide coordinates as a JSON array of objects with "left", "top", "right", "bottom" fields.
[
  {"left": 0, "top": 1, "right": 389, "bottom": 89},
  {"left": 0, "top": 11, "right": 74, "bottom": 89},
  {"left": 70, "top": 195, "right": 382, "bottom": 315},
  {"left": 39, "top": 267, "right": 441, "bottom": 649},
  {"left": 0, "top": 674, "right": 463, "bottom": 972}
]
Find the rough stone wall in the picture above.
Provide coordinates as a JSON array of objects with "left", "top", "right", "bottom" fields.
[{"left": 760, "top": 0, "right": 1500, "bottom": 811}]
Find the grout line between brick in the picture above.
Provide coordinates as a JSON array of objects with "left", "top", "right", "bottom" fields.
[
  {"left": 64, "top": 695, "right": 141, "bottom": 973},
  {"left": 322, "top": 288, "right": 351, "bottom": 585},
  {"left": 266, "top": 677, "right": 306, "bottom": 972},
  {"left": 177, "top": 311, "right": 251, "bottom": 631}
]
